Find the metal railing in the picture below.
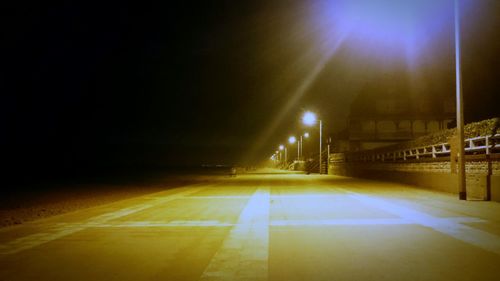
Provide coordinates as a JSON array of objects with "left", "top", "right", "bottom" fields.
[{"left": 349, "top": 134, "right": 500, "bottom": 163}]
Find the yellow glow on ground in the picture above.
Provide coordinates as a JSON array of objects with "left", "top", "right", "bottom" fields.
[{"left": 1, "top": 171, "right": 500, "bottom": 280}]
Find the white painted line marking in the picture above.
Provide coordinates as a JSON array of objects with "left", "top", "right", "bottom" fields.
[
  {"left": 0, "top": 187, "right": 203, "bottom": 255},
  {"left": 200, "top": 188, "right": 270, "bottom": 281},
  {"left": 271, "top": 218, "right": 408, "bottom": 226},
  {"left": 187, "top": 196, "right": 251, "bottom": 199},
  {"left": 47, "top": 216, "right": 483, "bottom": 229},
  {"left": 93, "top": 221, "right": 234, "bottom": 227}
]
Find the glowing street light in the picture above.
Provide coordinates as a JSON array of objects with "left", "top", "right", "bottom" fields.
[
  {"left": 312, "top": 1, "right": 467, "bottom": 198},
  {"left": 302, "top": 111, "right": 324, "bottom": 174},
  {"left": 302, "top": 111, "right": 317, "bottom": 126},
  {"left": 279, "top": 144, "right": 287, "bottom": 165}
]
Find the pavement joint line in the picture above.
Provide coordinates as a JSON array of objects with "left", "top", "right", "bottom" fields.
[
  {"left": 183, "top": 196, "right": 252, "bottom": 199},
  {"left": 340, "top": 188, "right": 500, "bottom": 256},
  {"left": 0, "top": 186, "right": 204, "bottom": 255},
  {"left": 47, "top": 217, "right": 485, "bottom": 229},
  {"left": 270, "top": 217, "right": 485, "bottom": 226},
  {"left": 199, "top": 187, "right": 270, "bottom": 281}
]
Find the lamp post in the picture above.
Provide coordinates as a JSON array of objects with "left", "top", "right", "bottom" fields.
[
  {"left": 289, "top": 136, "right": 297, "bottom": 160},
  {"left": 455, "top": 0, "right": 466, "bottom": 200},
  {"left": 270, "top": 153, "right": 278, "bottom": 166},
  {"left": 279, "top": 144, "right": 286, "bottom": 167},
  {"left": 300, "top": 132, "right": 309, "bottom": 160},
  {"left": 302, "top": 111, "right": 323, "bottom": 174}
]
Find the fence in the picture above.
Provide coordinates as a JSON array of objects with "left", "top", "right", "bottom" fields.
[
  {"left": 347, "top": 134, "right": 500, "bottom": 163},
  {"left": 328, "top": 134, "right": 500, "bottom": 201}
]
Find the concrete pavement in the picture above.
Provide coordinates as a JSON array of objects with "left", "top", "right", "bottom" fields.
[{"left": 1, "top": 172, "right": 500, "bottom": 280}]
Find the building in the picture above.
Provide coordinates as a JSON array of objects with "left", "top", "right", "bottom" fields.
[{"left": 345, "top": 81, "right": 455, "bottom": 151}]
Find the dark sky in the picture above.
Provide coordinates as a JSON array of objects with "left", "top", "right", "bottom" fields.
[{"left": 2, "top": 0, "right": 499, "bottom": 173}]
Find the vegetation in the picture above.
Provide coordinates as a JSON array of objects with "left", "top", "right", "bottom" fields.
[{"left": 370, "top": 118, "right": 499, "bottom": 152}]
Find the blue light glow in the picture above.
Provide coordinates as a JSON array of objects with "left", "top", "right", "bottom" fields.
[
  {"left": 302, "top": 111, "right": 317, "bottom": 126},
  {"left": 310, "top": 0, "right": 457, "bottom": 63}
]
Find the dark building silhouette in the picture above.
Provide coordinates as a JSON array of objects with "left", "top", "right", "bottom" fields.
[{"left": 344, "top": 79, "right": 455, "bottom": 151}]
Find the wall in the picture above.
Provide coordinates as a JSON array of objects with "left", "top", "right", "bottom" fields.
[{"left": 329, "top": 155, "right": 500, "bottom": 202}]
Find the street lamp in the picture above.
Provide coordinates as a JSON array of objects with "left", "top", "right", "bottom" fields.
[
  {"left": 270, "top": 154, "right": 277, "bottom": 166},
  {"left": 279, "top": 144, "right": 287, "bottom": 166},
  {"left": 455, "top": 0, "right": 466, "bottom": 200},
  {"left": 302, "top": 111, "right": 323, "bottom": 174},
  {"left": 300, "top": 132, "right": 310, "bottom": 160},
  {"left": 289, "top": 136, "right": 297, "bottom": 160},
  {"left": 307, "top": 1, "right": 465, "bottom": 197}
]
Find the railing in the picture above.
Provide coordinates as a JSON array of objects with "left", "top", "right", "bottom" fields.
[
  {"left": 348, "top": 134, "right": 500, "bottom": 163},
  {"left": 302, "top": 150, "right": 329, "bottom": 174}
]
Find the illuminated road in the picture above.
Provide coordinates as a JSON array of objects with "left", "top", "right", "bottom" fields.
[{"left": 1, "top": 171, "right": 500, "bottom": 281}]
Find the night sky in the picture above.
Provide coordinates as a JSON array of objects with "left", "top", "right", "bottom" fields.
[{"left": 2, "top": 1, "right": 499, "bottom": 178}]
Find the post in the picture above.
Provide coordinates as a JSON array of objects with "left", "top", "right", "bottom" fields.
[
  {"left": 285, "top": 147, "right": 288, "bottom": 166},
  {"left": 486, "top": 136, "right": 490, "bottom": 155},
  {"left": 327, "top": 142, "right": 330, "bottom": 174},
  {"left": 319, "top": 120, "right": 323, "bottom": 174},
  {"left": 299, "top": 136, "right": 303, "bottom": 160},
  {"left": 455, "top": 0, "right": 466, "bottom": 200},
  {"left": 297, "top": 140, "right": 300, "bottom": 160}
]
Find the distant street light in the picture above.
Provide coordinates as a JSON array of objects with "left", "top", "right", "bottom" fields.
[
  {"left": 270, "top": 154, "right": 277, "bottom": 166},
  {"left": 289, "top": 136, "right": 298, "bottom": 160},
  {"left": 279, "top": 144, "right": 287, "bottom": 166},
  {"left": 299, "top": 132, "right": 309, "bottom": 160},
  {"left": 302, "top": 111, "right": 323, "bottom": 174}
]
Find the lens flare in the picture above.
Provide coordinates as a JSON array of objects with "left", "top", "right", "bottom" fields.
[{"left": 310, "top": 0, "right": 455, "bottom": 64}]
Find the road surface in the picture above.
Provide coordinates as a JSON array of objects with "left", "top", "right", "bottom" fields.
[{"left": 1, "top": 171, "right": 500, "bottom": 280}]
